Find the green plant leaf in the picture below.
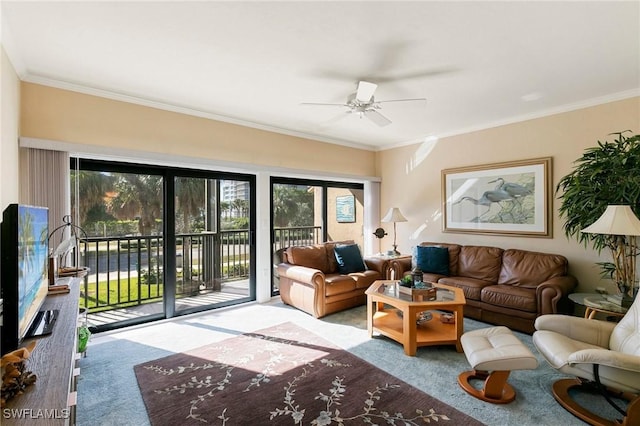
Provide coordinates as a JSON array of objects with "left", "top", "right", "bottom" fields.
[{"left": 556, "top": 131, "right": 640, "bottom": 258}]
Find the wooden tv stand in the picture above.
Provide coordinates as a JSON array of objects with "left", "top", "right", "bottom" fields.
[{"left": 3, "top": 277, "right": 82, "bottom": 425}]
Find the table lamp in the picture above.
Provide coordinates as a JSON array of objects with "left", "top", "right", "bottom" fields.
[
  {"left": 581, "top": 205, "right": 640, "bottom": 307},
  {"left": 381, "top": 207, "right": 407, "bottom": 256}
]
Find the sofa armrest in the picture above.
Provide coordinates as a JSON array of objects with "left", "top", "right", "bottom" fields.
[
  {"left": 277, "top": 263, "right": 328, "bottom": 317},
  {"left": 277, "top": 263, "right": 325, "bottom": 285},
  {"left": 536, "top": 275, "right": 578, "bottom": 315},
  {"left": 389, "top": 257, "right": 412, "bottom": 280},
  {"left": 364, "top": 257, "right": 388, "bottom": 276}
]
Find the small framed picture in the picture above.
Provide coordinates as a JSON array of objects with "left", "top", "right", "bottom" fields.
[{"left": 336, "top": 195, "right": 356, "bottom": 223}]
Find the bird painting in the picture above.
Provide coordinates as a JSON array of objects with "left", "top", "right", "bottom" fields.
[
  {"left": 453, "top": 175, "right": 535, "bottom": 224},
  {"left": 488, "top": 177, "right": 533, "bottom": 198},
  {"left": 454, "top": 189, "right": 513, "bottom": 206}
]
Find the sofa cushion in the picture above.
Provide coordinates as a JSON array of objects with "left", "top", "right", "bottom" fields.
[
  {"left": 325, "top": 240, "right": 355, "bottom": 273},
  {"left": 348, "top": 269, "right": 382, "bottom": 289},
  {"left": 285, "top": 244, "right": 330, "bottom": 273},
  {"left": 458, "top": 245, "right": 503, "bottom": 282},
  {"left": 419, "top": 242, "right": 461, "bottom": 276},
  {"left": 481, "top": 285, "right": 537, "bottom": 313},
  {"left": 498, "top": 249, "right": 568, "bottom": 288},
  {"left": 324, "top": 274, "right": 357, "bottom": 296},
  {"left": 415, "top": 246, "right": 450, "bottom": 275},
  {"left": 438, "top": 276, "right": 492, "bottom": 301},
  {"left": 334, "top": 244, "right": 367, "bottom": 274}
]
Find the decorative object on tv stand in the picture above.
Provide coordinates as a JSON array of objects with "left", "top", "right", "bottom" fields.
[
  {"left": 581, "top": 205, "right": 640, "bottom": 308},
  {"left": 381, "top": 207, "right": 407, "bottom": 256},
  {"left": 0, "top": 341, "right": 37, "bottom": 407},
  {"left": 48, "top": 215, "right": 88, "bottom": 279}
]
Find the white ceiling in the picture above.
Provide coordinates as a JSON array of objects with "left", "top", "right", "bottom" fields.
[{"left": 2, "top": 1, "right": 639, "bottom": 151}]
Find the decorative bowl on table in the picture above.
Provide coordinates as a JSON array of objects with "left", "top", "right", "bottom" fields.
[{"left": 417, "top": 311, "right": 433, "bottom": 325}]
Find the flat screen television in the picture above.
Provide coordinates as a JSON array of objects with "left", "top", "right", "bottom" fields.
[{"left": 1, "top": 204, "right": 53, "bottom": 355}]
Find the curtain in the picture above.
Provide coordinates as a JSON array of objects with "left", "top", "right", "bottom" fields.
[{"left": 19, "top": 147, "right": 71, "bottom": 241}]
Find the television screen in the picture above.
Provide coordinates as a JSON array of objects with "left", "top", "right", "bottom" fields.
[{"left": 1, "top": 204, "right": 50, "bottom": 354}]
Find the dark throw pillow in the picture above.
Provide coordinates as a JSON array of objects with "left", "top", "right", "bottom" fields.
[
  {"left": 334, "top": 244, "right": 367, "bottom": 274},
  {"left": 415, "top": 246, "right": 450, "bottom": 276}
]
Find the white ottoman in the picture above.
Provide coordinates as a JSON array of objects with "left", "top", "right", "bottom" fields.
[{"left": 458, "top": 326, "right": 538, "bottom": 404}]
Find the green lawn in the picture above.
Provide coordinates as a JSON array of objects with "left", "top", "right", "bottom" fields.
[{"left": 80, "top": 277, "right": 163, "bottom": 313}]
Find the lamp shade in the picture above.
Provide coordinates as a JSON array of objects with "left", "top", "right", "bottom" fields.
[
  {"left": 381, "top": 207, "right": 407, "bottom": 223},
  {"left": 581, "top": 205, "right": 640, "bottom": 236}
]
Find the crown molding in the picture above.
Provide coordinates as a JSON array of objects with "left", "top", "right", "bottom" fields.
[
  {"left": 379, "top": 88, "right": 640, "bottom": 151},
  {"left": 16, "top": 74, "right": 640, "bottom": 154},
  {"left": 21, "top": 73, "right": 378, "bottom": 152}
]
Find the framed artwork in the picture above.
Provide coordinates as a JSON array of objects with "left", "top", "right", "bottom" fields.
[
  {"left": 442, "top": 157, "right": 552, "bottom": 237},
  {"left": 336, "top": 195, "right": 356, "bottom": 223}
]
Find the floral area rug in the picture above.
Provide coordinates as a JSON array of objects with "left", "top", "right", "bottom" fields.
[{"left": 134, "top": 322, "right": 484, "bottom": 425}]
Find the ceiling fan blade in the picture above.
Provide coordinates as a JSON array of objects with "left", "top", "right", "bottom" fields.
[
  {"left": 300, "top": 102, "right": 348, "bottom": 107},
  {"left": 366, "top": 110, "right": 392, "bottom": 127},
  {"left": 373, "top": 67, "right": 458, "bottom": 83},
  {"left": 356, "top": 81, "right": 377, "bottom": 102},
  {"left": 377, "top": 98, "right": 427, "bottom": 104}
]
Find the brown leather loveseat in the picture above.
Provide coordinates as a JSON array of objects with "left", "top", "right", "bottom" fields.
[
  {"left": 390, "top": 242, "right": 578, "bottom": 333},
  {"left": 277, "top": 241, "right": 388, "bottom": 318}
]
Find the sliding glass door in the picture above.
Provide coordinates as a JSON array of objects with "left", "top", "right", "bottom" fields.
[
  {"left": 72, "top": 159, "right": 255, "bottom": 331},
  {"left": 270, "top": 178, "right": 364, "bottom": 295},
  {"left": 171, "top": 176, "right": 254, "bottom": 316}
]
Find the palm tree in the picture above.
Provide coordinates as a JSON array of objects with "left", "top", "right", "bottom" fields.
[
  {"left": 71, "top": 170, "right": 116, "bottom": 225},
  {"left": 220, "top": 201, "right": 230, "bottom": 220},
  {"left": 19, "top": 209, "right": 35, "bottom": 279},
  {"left": 109, "top": 173, "right": 163, "bottom": 236},
  {"left": 273, "top": 185, "right": 313, "bottom": 227},
  {"left": 175, "top": 177, "right": 205, "bottom": 282},
  {"left": 175, "top": 178, "right": 205, "bottom": 233}
]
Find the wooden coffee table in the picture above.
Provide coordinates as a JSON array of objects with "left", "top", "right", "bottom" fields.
[{"left": 365, "top": 280, "right": 466, "bottom": 356}]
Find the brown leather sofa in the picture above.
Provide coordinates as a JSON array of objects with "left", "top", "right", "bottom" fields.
[
  {"left": 277, "top": 241, "right": 388, "bottom": 318},
  {"left": 390, "top": 242, "right": 578, "bottom": 333}
]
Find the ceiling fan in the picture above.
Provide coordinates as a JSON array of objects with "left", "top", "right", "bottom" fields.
[{"left": 301, "top": 81, "right": 426, "bottom": 127}]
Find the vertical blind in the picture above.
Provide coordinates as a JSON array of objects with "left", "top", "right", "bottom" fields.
[{"left": 19, "top": 147, "right": 71, "bottom": 238}]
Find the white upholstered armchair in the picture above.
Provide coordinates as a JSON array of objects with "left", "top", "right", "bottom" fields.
[{"left": 532, "top": 296, "right": 640, "bottom": 426}]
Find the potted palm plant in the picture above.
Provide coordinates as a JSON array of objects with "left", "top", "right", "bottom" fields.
[{"left": 556, "top": 131, "right": 640, "bottom": 305}]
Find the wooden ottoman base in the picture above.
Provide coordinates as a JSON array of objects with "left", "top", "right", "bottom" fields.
[
  {"left": 458, "top": 326, "right": 538, "bottom": 405},
  {"left": 458, "top": 369, "right": 516, "bottom": 404}
]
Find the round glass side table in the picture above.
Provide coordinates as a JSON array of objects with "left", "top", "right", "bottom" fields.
[{"left": 568, "top": 292, "right": 628, "bottom": 319}]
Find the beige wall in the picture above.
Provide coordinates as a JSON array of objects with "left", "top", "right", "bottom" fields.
[
  {"left": 0, "top": 46, "right": 20, "bottom": 210},
  {"left": 377, "top": 96, "right": 640, "bottom": 293},
  {"left": 20, "top": 83, "right": 376, "bottom": 178},
  {"left": 326, "top": 188, "right": 364, "bottom": 245},
  {"left": 13, "top": 76, "right": 640, "bottom": 294}
]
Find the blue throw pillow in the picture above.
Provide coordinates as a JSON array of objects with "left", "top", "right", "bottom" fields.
[
  {"left": 334, "top": 244, "right": 367, "bottom": 274},
  {"left": 415, "top": 246, "right": 449, "bottom": 275}
]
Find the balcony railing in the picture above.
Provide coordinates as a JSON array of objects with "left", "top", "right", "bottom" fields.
[{"left": 78, "top": 226, "right": 321, "bottom": 313}]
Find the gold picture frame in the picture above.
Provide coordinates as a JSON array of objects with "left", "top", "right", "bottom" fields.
[{"left": 442, "top": 157, "right": 552, "bottom": 237}]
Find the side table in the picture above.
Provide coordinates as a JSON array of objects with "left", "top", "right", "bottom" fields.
[
  {"left": 366, "top": 254, "right": 411, "bottom": 279},
  {"left": 568, "top": 292, "right": 628, "bottom": 319}
]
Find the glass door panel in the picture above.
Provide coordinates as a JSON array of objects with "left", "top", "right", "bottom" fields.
[
  {"left": 270, "top": 179, "right": 365, "bottom": 296},
  {"left": 271, "top": 183, "right": 322, "bottom": 293},
  {"left": 72, "top": 168, "right": 165, "bottom": 329},
  {"left": 173, "top": 177, "right": 252, "bottom": 314}
]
